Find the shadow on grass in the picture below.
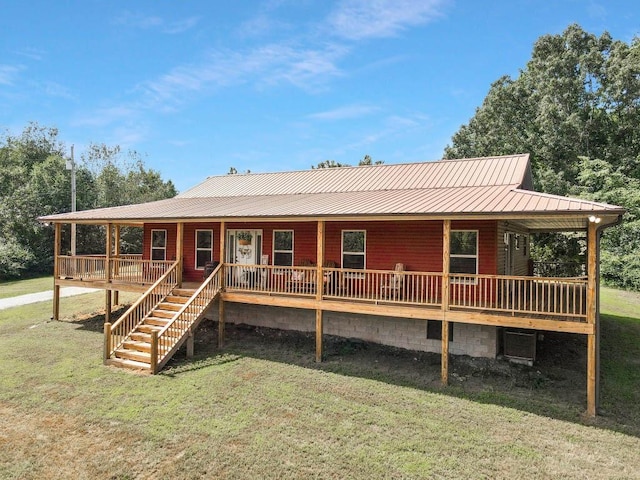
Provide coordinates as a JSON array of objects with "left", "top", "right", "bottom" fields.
[
  {"left": 162, "top": 320, "right": 638, "bottom": 438},
  {"left": 71, "top": 309, "right": 640, "bottom": 438}
]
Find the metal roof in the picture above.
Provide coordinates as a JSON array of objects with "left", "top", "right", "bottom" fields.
[
  {"left": 40, "top": 154, "right": 624, "bottom": 230},
  {"left": 177, "top": 154, "right": 532, "bottom": 198}
]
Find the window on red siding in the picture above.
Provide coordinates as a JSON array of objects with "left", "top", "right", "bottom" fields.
[
  {"left": 195, "top": 230, "right": 213, "bottom": 269},
  {"left": 273, "top": 230, "right": 293, "bottom": 266},
  {"left": 450, "top": 230, "right": 477, "bottom": 275},
  {"left": 342, "top": 230, "right": 366, "bottom": 270},
  {"left": 151, "top": 230, "right": 167, "bottom": 261}
]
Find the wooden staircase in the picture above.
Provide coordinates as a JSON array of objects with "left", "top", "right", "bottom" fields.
[
  {"left": 105, "top": 263, "right": 223, "bottom": 373},
  {"left": 109, "top": 288, "right": 196, "bottom": 371}
]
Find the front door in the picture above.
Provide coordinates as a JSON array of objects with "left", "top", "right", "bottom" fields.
[{"left": 227, "top": 230, "right": 262, "bottom": 286}]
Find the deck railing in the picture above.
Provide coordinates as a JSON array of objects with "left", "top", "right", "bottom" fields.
[
  {"left": 449, "top": 274, "right": 587, "bottom": 319},
  {"left": 224, "top": 264, "right": 586, "bottom": 321},
  {"left": 104, "top": 261, "right": 180, "bottom": 359},
  {"left": 61, "top": 256, "right": 588, "bottom": 323},
  {"left": 58, "top": 255, "right": 107, "bottom": 281},
  {"left": 57, "top": 255, "right": 173, "bottom": 285}
]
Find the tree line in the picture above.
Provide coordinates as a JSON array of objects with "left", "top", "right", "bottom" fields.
[
  {"left": 445, "top": 24, "right": 640, "bottom": 290},
  {"left": 0, "top": 123, "right": 176, "bottom": 279}
]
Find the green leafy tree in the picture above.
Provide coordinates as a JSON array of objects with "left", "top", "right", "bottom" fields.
[
  {"left": 0, "top": 125, "right": 176, "bottom": 279},
  {"left": 445, "top": 24, "right": 640, "bottom": 289}
]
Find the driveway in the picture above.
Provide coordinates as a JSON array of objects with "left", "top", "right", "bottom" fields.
[{"left": 0, "top": 287, "right": 101, "bottom": 310}]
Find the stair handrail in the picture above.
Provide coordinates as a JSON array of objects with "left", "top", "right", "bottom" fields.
[
  {"left": 105, "top": 260, "right": 180, "bottom": 358},
  {"left": 152, "top": 264, "right": 223, "bottom": 369}
]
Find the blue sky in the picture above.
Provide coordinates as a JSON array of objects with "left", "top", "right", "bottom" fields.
[{"left": 1, "top": 1, "right": 638, "bottom": 192}]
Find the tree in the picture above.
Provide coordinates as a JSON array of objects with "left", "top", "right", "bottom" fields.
[
  {"left": 445, "top": 24, "right": 640, "bottom": 289},
  {"left": 0, "top": 125, "right": 177, "bottom": 279},
  {"left": 312, "top": 155, "right": 383, "bottom": 169},
  {"left": 358, "top": 154, "right": 384, "bottom": 166},
  {"left": 312, "top": 160, "right": 349, "bottom": 169}
]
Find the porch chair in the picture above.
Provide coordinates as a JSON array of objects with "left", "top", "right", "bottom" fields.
[{"left": 380, "top": 263, "right": 405, "bottom": 301}]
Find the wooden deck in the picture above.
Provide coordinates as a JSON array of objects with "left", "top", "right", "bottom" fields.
[{"left": 54, "top": 256, "right": 590, "bottom": 334}]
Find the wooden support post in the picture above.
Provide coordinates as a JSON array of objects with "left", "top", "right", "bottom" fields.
[
  {"left": 113, "top": 224, "right": 120, "bottom": 305},
  {"left": 104, "top": 322, "right": 112, "bottom": 362},
  {"left": 315, "top": 309, "right": 323, "bottom": 363},
  {"left": 105, "top": 290, "right": 112, "bottom": 324},
  {"left": 218, "top": 221, "right": 226, "bottom": 348},
  {"left": 150, "top": 330, "right": 158, "bottom": 374},
  {"left": 176, "top": 222, "right": 184, "bottom": 287},
  {"left": 53, "top": 223, "right": 61, "bottom": 321},
  {"left": 105, "top": 223, "right": 112, "bottom": 284},
  {"left": 186, "top": 331, "right": 194, "bottom": 358},
  {"left": 315, "top": 221, "right": 325, "bottom": 362},
  {"left": 586, "top": 220, "right": 598, "bottom": 417},
  {"left": 441, "top": 219, "right": 451, "bottom": 385},
  {"left": 218, "top": 300, "right": 225, "bottom": 349}
]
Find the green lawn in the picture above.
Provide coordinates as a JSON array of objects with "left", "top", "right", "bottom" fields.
[
  {"left": 0, "top": 276, "right": 54, "bottom": 299},
  {"left": 0, "top": 285, "right": 638, "bottom": 479}
]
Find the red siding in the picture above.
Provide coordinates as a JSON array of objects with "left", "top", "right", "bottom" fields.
[{"left": 142, "top": 220, "right": 500, "bottom": 280}]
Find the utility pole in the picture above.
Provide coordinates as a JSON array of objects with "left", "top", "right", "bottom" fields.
[{"left": 66, "top": 145, "right": 77, "bottom": 256}]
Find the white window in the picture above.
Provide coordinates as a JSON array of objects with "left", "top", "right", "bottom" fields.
[
  {"left": 273, "top": 230, "right": 293, "bottom": 267},
  {"left": 450, "top": 230, "right": 478, "bottom": 275},
  {"left": 151, "top": 229, "right": 167, "bottom": 261},
  {"left": 342, "top": 230, "right": 366, "bottom": 270},
  {"left": 195, "top": 230, "right": 213, "bottom": 270}
]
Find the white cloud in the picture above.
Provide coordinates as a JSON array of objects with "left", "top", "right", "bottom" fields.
[
  {"left": 328, "top": 0, "right": 448, "bottom": 40},
  {"left": 308, "top": 104, "right": 380, "bottom": 120},
  {"left": 115, "top": 11, "right": 200, "bottom": 34},
  {"left": 0, "top": 65, "right": 24, "bottom": 86},
  {"left": 139, "top": 43, "right": 348, "bottom": 108}
]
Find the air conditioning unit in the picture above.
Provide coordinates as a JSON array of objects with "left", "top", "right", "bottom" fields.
[{"left": 503, "top": 329, "right": 536, "bottom": 366}]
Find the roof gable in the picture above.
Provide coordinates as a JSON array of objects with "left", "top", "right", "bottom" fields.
[{"left": 178, "top": 154, "right": 531, "bottom": 198}]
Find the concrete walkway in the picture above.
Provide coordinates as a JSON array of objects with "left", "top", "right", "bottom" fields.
[{"left": 0, "top": 287, "right": 101, "bottom": 311}]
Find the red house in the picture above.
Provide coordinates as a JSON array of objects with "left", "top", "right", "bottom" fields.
[{"left": 40, "top": 154, "right": 624, "bottom": 416}]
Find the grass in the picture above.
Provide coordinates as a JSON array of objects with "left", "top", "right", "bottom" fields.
[
  {"left": 0, "top": 286, "right": 639, "bottom": 478},
  {"left": 0, "top": 276, "right": 54, "bottom": 299}
]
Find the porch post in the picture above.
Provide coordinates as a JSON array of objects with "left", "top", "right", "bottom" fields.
[
  {"left": 113, "top": 224, "right": 120, "bottom": 305},
  {"left": 176, "top": 222, "right": 184, "bottom": 287},
  {"left": 315, "top": 220, "right": 325, "bottom": 362},
  {"left": 218, "top": 221, "right": 226, "bottom": 348},
  {"left": 441, "top": 219, "right": 451, "bottom": 385},
  {"left": 105, "top": 223, "right": 112, "bottom": 323},
  {"left": 586, "top": 220, "right": 598, "bottom": 417},
  {"left": 52, "top": 223, "right": 61, "bottom": 321}
]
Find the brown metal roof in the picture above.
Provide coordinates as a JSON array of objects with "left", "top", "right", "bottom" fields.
[
  {"left": 177, "top": 154, "right": 532, "bottom": 198},
  {"left": 39, "top": 154, "right": 624, "bottom": 230}
]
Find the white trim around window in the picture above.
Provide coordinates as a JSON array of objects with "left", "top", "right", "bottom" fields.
[
  {"left": 341, "top": 230, "right": 366, "bottom": 271},
  {"left": 151, "top": 229, "right": 167, "bottom": 261},
  {"left": 272, "top": 230, "right": 294, "bottom": 267},
  {"left": 195, "top": 229, "right": 214, "bottom": 270},
  {"left": 450, "top": 230, "right": 478, "bottom": 281}
]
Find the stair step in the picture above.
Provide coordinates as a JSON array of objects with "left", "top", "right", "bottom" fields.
[
  {"left": 128, "top": 330, "right": 176, "bottom": 345},
  {"left": 115, "top": 348, "right": 151, "bottom": 364},
  {"left": 159, "top": 302, "right": 183, "bottom": 312},
  {"left": 166, "top": 295, "right": 190, "bottom": 304},
  {"left": 145, "top": 317, "right": 171, "bottom": 327},
  {"left": 136, "top": 324, "right": 182, "bottom": 337},
  {"left": 122, "top": 340, "right": 152, "bottom": 353},
  {"left": 106, "top": 357, "right": 152, "bottom": 373},
  {"left": 172, "top": 288, "right": 196, "bottom": 297},
  {"left": 153, "top": 310, "right": 175, "bottom": 319}
]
